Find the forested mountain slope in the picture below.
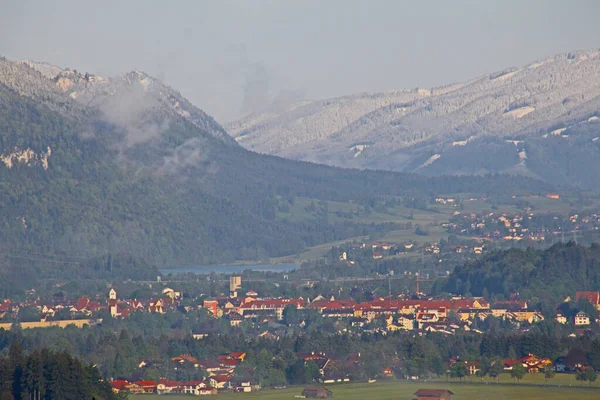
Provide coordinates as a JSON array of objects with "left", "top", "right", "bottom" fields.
[
  {"left": 229, "top": 50, "right": 600, "bottom": 189},
  {"left": 0, "top": 57, "right": 556, "bottom": 283}
]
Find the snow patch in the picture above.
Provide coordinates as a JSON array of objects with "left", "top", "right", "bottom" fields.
[
  {"left": 419, "top": 154, "right": 441, "bottom": 169},
  {"left": 349, "top": 144, "right": 369, "bottom": 158},
  {"left": 593, "top": 137, "right": 599, "bottom": 142},
  {"left": 589, "top": 116, "right": 599, "bottom": 122},
  {"left": 504, "top": 106, "right": 535, "bottom": 119},
  {"left": 528, "top": 62, "right": 545, "bottom": 69},
  {"left": 551, "top": 127, "right": 566, "bottom": 136},
  {"left": 506, "top": 140, "right": 523, "bottom": 146},
  {"left": 492, "top": 69, "right": 520, "bottom": 82},
  {"left": 452, "top": 140, "right": 468, "bottom": 146}
]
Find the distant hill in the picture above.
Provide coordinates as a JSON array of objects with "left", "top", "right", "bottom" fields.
[
  {"left": 228, "top": 50, "right": 600, "bottom": 190},
  {"left": 438, "top": 242, "right": 600, "bottom": 307},
  {"left": 0, "top": 56, "right": 556, "bottom": 286}
]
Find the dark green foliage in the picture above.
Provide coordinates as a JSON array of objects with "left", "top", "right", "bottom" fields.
[
  {"left": 576, "top": 368, "right": 598, "bottom": 386},
  {"left": 0, "top": 346, "right": 118, "bottom": 400},
  {"left": 440, "top": 242, "right": 600, "bottom": 305},
  {"left": 0, "top": 83, "right": 556, "bottom": 286},
  {"left": 525, "top": 123, "right": 600, "bottom": 191},
  {"left": 449, "top": 363, "right": 468, "bottom": 381},
  {"left": 510, "top": 363, "right": 526, "bottom": 382}
]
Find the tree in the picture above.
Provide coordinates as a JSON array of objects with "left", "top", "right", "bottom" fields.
[
  {"left": 577, "top": 368, "right": 598, "bottom": 387},
  {"left": 510, "top": 364, "right": 526, "bottom": 382},
  {"left": 266, "top": 368, "right": 287, "bottom": 388},
  {"left": 488, "top": 359, "right": 504, "bottom": 383},
  {"left": 450, "top": 363, "right": 468, "bottom": 382},
  {"left": 304, "top": 360, "right": 320, "bottom": 383},
  {"left": 287, "top": 360, "right": 306, "bottom": 384},
  {"left": 542, "top": 365, "right": 555, "bottom": 384},
  {"left": 282, "top": 305, "right": 301, "bottom": 326},
  {"left": 587, "top": 340, "right": 600, "bottom": 371},
  {"left": 9, "top": 341, "right": 24, "bottom": 400}
]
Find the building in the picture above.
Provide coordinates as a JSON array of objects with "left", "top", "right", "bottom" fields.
[
  {"left": 555, "top": 314, "right": 568, "bottom": 324},
  {"left": 302, "top": 386, "right": 333, "bottom": 398},
  {"left": 502, "top": 353, "right": 551, "bottom": 372},
  {"left": 574, "top": 311, "right": 591, "bottom": 326},
  {"left": 226, "top": 311, "right": 243, "bottom": 327},
  {"left": 414, "top": 389, "right": 454, "bottom": 400},
  {"left": 229, "top": 276, "right": 242, "bottom": 295}
]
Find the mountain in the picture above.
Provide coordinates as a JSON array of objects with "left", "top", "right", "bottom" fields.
[
  {"left": 0, "top": 56, "right": 556, "bottom": 288},
  {"left": 9, "top": 59, "right": 237, "bottom": 146},
  {"left": 228, "top": 50, "right": 600, "bottom": 189}
]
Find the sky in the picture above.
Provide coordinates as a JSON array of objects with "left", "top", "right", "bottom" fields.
[{"left": 1, "top": 0, "right": 599, "bottom": 123}]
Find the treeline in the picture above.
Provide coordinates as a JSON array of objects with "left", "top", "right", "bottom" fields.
[
  {"left": 0, "top": 342, "right": 120, "bottom": 400},
  {"left": 438, "top": 242, "right": 600, "bottom": 308},
  {"left": 1, "top": 317, "right": 600, "bottom": 386}
]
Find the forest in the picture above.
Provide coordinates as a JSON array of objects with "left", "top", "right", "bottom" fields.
[
  {"left": 0, "top": 342, "right": 120, "bottom": 400},
  {"left": 1, "top": 315, "right": 600, "bottom": 388},
  {"left": 439, "top": 242, "right": 600, "bottom": 310},
  {"left": 0, "top": 81, "right": 557, "bottom": 280}
]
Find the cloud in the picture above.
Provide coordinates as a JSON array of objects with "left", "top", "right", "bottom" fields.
[
  {"left": 240, "top": 63, "right": 271, "bottom": 115},
  {"left": 94, "top": 80, "right": 168, "bottom": 147},
  {"left": 269, "top": 88, "right": 306, "bottom": 113},
  {"left": 158, "top": 137, "right": 218, "bottom": 177}
]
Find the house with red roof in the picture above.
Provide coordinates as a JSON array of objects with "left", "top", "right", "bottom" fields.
[
  {"left": 209, "top": 374, "right": 232, "bottom": 389},
  {"left": 135, "top": 380, "right": 158, "bottom": 393},
  {"left": 229, "top": 351, "right": 247, "bottom": 361},
  {"left": 157, "top": 379, "right": 182, "bottom": 394},
  {"left": 174, "top": 381, "right": 216, "bottom": 395},
  {"left": 110, "top": 379, "right": 130, "bottom": 393},
  {"left": 502, "top": 353, "right": 551, "bottom": 372},
  {"left": 172, "top": 354, "right": 200, "bottom": 368},
  {"left": 240, "top": 298, "right": 305, "bottom": 320},
  {"left": 576, "top": 292, "right": 600, "bottom": 310}
]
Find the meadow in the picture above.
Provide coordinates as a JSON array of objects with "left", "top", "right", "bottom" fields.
[
  {"left": 128, "top": 375, "right": 600, "bottom": 400},
  {"left": 271, "top": 192, "right": 581, "bottom": 264}
]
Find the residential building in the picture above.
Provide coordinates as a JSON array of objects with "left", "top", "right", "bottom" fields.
[{"left": 574, "top": 311, "right": 591, "bottom": 326}]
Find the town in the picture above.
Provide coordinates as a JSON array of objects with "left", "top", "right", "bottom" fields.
[{"left": 2, "top": 273, "right": 600, "bottom": 396}]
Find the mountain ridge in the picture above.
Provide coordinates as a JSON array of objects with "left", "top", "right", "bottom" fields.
[{"left": 227, "top": 49, "right": 600, "bottom": 189}]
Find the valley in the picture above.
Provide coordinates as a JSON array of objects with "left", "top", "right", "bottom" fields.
[{"left": 3, "top": 4, "right": 600, "bottom": 400}]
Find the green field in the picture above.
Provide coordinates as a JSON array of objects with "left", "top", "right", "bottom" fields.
[
  {"left": 271, "top": 192, "right": 587, "bottom": 264},
  {"left": 273, "top": 197, "right": 457, "bottom": 263},
  {"left": 128, "top": 376, "right": 600, "bottom": 400}
]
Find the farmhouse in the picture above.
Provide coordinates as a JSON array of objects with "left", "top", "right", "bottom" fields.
[{"left": 302, "top": 386, "right": 333, "bottom": 398}]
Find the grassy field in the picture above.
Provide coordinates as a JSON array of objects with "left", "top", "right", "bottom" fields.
[
  {"left": 128, "top": 378, "right": 600, "bottom": 400},
  {"left": 270, "top": 192, "right": 586, "bottom": 264},
  {"left": 273, "top": 197, "right": 457, "bottom": 263}
]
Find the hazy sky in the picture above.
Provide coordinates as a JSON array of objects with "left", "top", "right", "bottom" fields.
[{"left": 1, "top": 0, "right": 599, "bottom": 123}]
